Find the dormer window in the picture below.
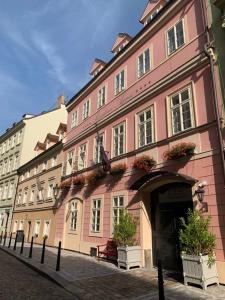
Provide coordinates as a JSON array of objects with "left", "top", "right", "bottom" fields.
[
  {"left": 115, "top": 44, "right": 125, "bottom": 55},
  {"left": 144, "top": 9, "right": 159, "bottom": 25}
]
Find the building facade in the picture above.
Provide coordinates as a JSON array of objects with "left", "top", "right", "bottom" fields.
[
  {"left": 12, "top": 124, "right": 66, "bottom": 246},
  {"left": 55, "top": 0, "right": 224, "bottom": 283},
  {"left": 0, "top": 97, "right": 67, "bottom": 234}
]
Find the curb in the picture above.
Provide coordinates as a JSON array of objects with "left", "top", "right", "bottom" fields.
[{"left": 0, "top": 246, "right": 81, "bottom": 300}]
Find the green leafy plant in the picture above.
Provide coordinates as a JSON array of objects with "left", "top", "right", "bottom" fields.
[
  {"left": 113, "top": 210, "right": 137, "bottom": 247},
  {"left": 179, "top": 209, "right": 216, "bottom": 266},
  {"left": 163, "top": 142, "right": 196, "bottom": 161},
  {"left": 110, "top": 163, "right": 127, "bottom": 176},
  {"left": 132, "top": 155, "right": 156, "bottom": 172}
]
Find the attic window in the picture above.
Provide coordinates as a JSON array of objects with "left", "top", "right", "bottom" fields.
[
  {"left": 115, "top": 44, "right": 125, "bottom": 55},
  {"left": 144, "top": 9, "right": 159, "bottom": 25}
]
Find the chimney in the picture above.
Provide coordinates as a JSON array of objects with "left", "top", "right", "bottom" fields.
[{"left": 57, "top": 95, "right": 65, "bottom": 108}]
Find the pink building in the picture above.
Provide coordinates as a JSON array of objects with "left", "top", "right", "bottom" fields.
[{"left": 56, "top": 0, "right": 225, "bottom": 283}]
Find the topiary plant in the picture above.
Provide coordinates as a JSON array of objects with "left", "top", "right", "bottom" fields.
[
  {"left": 179, "top": 209, "right": 216, "bottom": 266},
  {"left": 113, "top": 210, "right": 137, "bottom": 247}
]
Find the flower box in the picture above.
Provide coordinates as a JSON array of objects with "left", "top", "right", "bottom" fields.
[
  {"left": 110, "top": 163, "right": 127, "bottom": 176},
  {"left": 86, "top": 168, "right": 106, "bottom": 184},
  {"left": 60, "top": 178, "right": 72, "bottom": 188},
  {"left": 163, "top": 142, "right": 196, "bottom": 161},
  {"left": 132, "top": 155, "right": 156, "bottom": 172},
  {"left": 72, "top": 175, "right": 85, "bottom": 186}
]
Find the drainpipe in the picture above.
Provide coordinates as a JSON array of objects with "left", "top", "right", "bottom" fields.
[{"left": 201, "top": 0, "right": 225, "bottom": 188}]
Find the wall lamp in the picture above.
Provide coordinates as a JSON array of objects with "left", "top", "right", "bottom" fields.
[
  {"left": 53, "top": 184, "right": 60, "bottom": 199},
  {"left": 195, "top": 181, "right": 207, "bottom": 202}
]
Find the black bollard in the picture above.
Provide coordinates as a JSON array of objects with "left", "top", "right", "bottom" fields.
[
  {"left": 8, "top": 233, "right": 12, "bottom": 248},
  {"left": 56, "top": 241, "right": 61, "bottom": 271},
  {"left": 13, "top": 232, "right": 18, "bottom": 251},
  {"left": 29, "top": 236, "right": 34, "bottom": 258},
  {"left": 158, "top": 259, "right": 165, "bottom": 300},
  {"left": 40, "top": 237, "right": 46, "bottom": 264},
  {"left": 3, "top": 232, "right": 7, "bottom": 246},
  {"left": 20, "top": 234, "right": 25, "bottom": 254},
  {"left": 0, "top": 231, "right": 3, "bottom": 244}
]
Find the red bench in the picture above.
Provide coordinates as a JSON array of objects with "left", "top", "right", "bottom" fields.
[{"left": 97, "top": 240, "right": 117, "bottom": 261}]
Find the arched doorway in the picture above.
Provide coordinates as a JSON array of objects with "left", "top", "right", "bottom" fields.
[{"left": 151, "top": 182, "right": 193, "bottom": 271}]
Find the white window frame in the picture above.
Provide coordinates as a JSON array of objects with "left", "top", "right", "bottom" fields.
[
  {"left": 112, "top": 196, "right": 124, "bottom": 230},
  {"left": 97, "top": 86, "right": 106, "bottom": 109},
  {"left": 83, "top": 100, "right": 90, "bottom": 120},
  {"left": 8, "top": 181, "right": 14, "bottom": 199},
  {"left": 34, "top": 220, "right": 41, "bottom": 236},
  {"left": 91, "top": 199, "right": 101, "bottom": 233},
  {"left": 115, "top": 69, "right": 125, "bottom": 95},
  {"left": 94, "top": 134, "right": 104, "bottom": 164},
  {"left": 47, "top": 181, "right": 54, "bottom": 199},
  {"left": 30, "top": 188, "right": 35, "bottom": 202},
  {"left": 137, "top": 106, "right": 154, "bottom": 148},
  {"left": 78, "top": 143, "right": 87, "bottom": 170},
  {"left": 167, "top": 19, "right": 185, "bottom": 56},
  {"left": 113, "top": 122, "right": 125, "bottom": 157},
  {"left": 70, "top": 201, "right": 78, "bottom": 231},
  {"left": 137, "top": 48, "right": 151, "bottom": 78},
  {"left": 71, "top": 110, "right": 78, "bottom": 128},
  {"left": 169, "top": 85, "right": 194, "bottom": 135}
]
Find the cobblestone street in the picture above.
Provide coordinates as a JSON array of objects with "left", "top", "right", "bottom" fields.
[{"left": 0, "top": 250, "right": 76, "bottom": 300}]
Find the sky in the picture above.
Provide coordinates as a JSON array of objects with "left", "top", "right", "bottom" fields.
[{"left": 0, "top": 0, "right": 147, "bottom": 135}]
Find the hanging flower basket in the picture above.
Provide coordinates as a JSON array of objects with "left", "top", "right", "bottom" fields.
[
  {"left": 60, "top": 178, "right": 72, "bottom": 188},
  {"left": 86, "top": 168, "right": 106, "bottom": 184},
  {"left": 72, "top": 175, "right": 85, "bottom": 186},
  {"left": 110, "top": 163, "right": 127, "bottom": 176},
  {"left": 132, "top": 155, "right": 156, "bottom": 172},
  {"left": 163, "top": 142, "right": 196, "bottom": 161}
]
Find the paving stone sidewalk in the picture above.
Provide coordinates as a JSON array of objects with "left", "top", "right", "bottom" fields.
[{"left": 0, "top": 238, "right": 225, "bottom": 299}]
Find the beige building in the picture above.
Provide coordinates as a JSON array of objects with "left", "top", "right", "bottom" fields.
[
  {"left": 12, "top": 124, "right": 66, "bottom": 246},
  {"left": 0, "top": 96, "right": 67, "bottom": 234}
]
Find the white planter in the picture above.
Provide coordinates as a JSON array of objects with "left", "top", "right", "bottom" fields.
[
  {"left": 181, "top": 253, "right": 219, "bottom": 290},
  {"left": 117, "top": 245, "right": 142, "bottom": 270}
]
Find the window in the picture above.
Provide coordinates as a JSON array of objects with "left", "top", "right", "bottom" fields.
[
  {"left": 34, "top": 220, "right": 41, "bottom": 236},
  {"left": 19, "top": 220, "right": 24, "bottom": 230},
  {"left": 138, "top": 49, "right": 150, "bottom": 78},
  {"left": 115, "top": 43, "right": 125, "bottom": 55},
  {"left": 0, "top": 213, "right": 4, "bottom": 227},
  {"left": 13, "top": 154, "right": 19, "bottom": 170},
  {"left": 23, "top": 190, "right": 28, "bottom": 204},
  {"left": 47, "top": 182, "right": 54, "bottom": 199},
  {"left": 13, "top": 220, "right": 18, "bottom": 233},
  {"left": 167, "top": 19, "right": 185, "bottom": 55},
  {"left": 9, "top": 158, "right": 13, "bottom": 173},
  {"left": 3, "top": 142, "right": 6, "bottom": 153},
  {"left": 3, "top": 183, "right": 8, "bottom": 200},
  {"left": 34, "top": 166, "right": 38, "bottom": 175},
  {"left": 8, "top": 181, "right": 14, "bottom": 199},
  {"left": 94, "top": 134, "right": 104, "bottom": 163},
  {"left": 0, "top": 186, "right": 3, "bottom": 200},
  {"left": 170, "top": 86, "right": 193, "bottom": 135},
  {"left": 113, "top": 196, "right": 124, "bottom": 229},
  {"left": 71, "top": 111, "right": 78, "bottom": 128},
  {"left": 113, "top": 123, "right": 125, "bottom": 157},
  {"left": 97, "top": 86, "right": 106, "bottom": 108},
  {"left": 51, "top": 156, "right": 57, "bottom": 168},
  {"left": 78, "top": 144, "right": 87, "bottom": 170},
  {"left": 17, "top": 130, "right": 22, "bottom": 144},
  {"left": 17, "top": 192, "right": 22, "bottom": 204},
  {"left": 137, "top": 106, "right": 154, "bottom": 147},
  {"left": 43, "top": 220, "right": 50, "bottom": 237},
  {"left": 0, "top": 162, "right": 2, "bottom": 176},
  {"left": 115, "top": 69, "right": 125, "bottom": 95},
  {"left": 83, "top": 100, "right": 90, "bottom": 120},
  {"left": 42, "top": 161, "right": 47, "bottom": 171},
  {"left": 70, "top": 201, "right": 78, "bottom": 231},
  {"left": 30, "top": 189, "right": 35, "bottom": 202},
  {"left": 66, "top": 150, "right": 74, "bottom": 175},
  {"left": 91, "top": 199, "right": 101, "bottom": 232}
]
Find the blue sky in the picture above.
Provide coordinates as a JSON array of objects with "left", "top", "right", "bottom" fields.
[{"left": 0, "top": 0, "right": 147, "bottom": 134}]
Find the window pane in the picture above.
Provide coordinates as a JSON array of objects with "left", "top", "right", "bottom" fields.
[
  {"left": 171, "top": 94, "right": 180, "bottom": 106},
  {"left": 144, "top": 49, "right": 150, "bottom": 72},
  {"left": 139, "top": 124, "right": 145, "bottom": 147},
  {"left": 181, "top": 89, "right": 189, "bottom": 102},
  {"left": 138, "top": 54, "right": 144, "bottom": 77},
  {"left": 168, "top": 28, "right": 175, "bottom": 54},
  {"left": 172, "top": 108, "right": 181, "bottom": 133},
  {"left": 176, "top": 21, "right": 184, "bottom": 48},
  {"left": 182, "top": 102, "right": 192, "bottom": 129}
]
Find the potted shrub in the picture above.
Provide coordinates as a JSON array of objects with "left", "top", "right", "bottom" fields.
[
  {"left": 132, "top": 155, "right": 156, "bottom": 172},
  {"left": 179, "top": 209, "right": 219, "bottom": 290},
  {"left": 163, "top": 142, "right": 196, "bottom": 161},
  {"left": 110, "top": 163, "right": 127, "bottom": 176},
  {"left": 86, "top": 168, "right": 106, "bottom": 184},
  {"left": 72, "top": 175, "right": 85, "bottom": 186},
  {"left": 114, "top": 210, "right": 142, "bottom": 270}
]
